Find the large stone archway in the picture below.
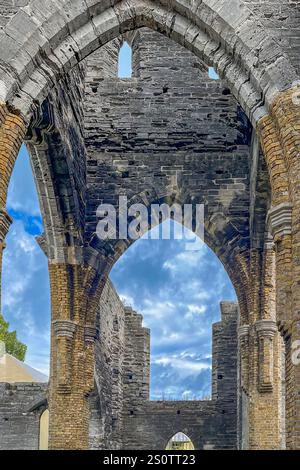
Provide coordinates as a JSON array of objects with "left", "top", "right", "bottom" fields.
[
  {"left": 0, "top": 0, "right": 299, "bottom": 450},
  {"left": 0, "top": 0, "right": 297, "bottom": 121}
]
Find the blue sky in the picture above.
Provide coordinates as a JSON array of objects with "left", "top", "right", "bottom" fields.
[
  {"left": 118, "top": 42, "right": 220, "bottom": 81},
  {"left": 2, "top": 48, "right": 231, "bottom": 400},
  {"left": 110, "top": 230, "right": 236, "bottom": 400},
  {"left": 119, "top": 42, "right": 133, "bottom": 78}
]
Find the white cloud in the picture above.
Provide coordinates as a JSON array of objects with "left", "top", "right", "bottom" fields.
[
  {"left": 163, "top": 246, "right": 207, "bottom": 274},
  {"left": 3, "top": 224, "right": 39, "bottom": 308},
  {"left": 154, "top": 355, "right": 211, "bottom": 374},
  {"left": 119, "top": 292, "right": 136, "bottom": 308},
  {"left": 2, "top": 219, "right": 50, "bottom": 375}
]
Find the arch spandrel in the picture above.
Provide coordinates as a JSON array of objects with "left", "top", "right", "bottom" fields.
[{"left": 88, "top": 187, "right": 250, "bottom": 326}]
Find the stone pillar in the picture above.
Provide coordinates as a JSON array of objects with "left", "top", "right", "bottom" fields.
[
  {"left": 260, "top": 85, "right": 300, "bottom": 449},
  {"left": 248, "top": 319, "right": 282, "bottom": 449},
  {"left": 255, "top": 320, "right": 278, "bottom": 393},
  {"left": 239, "top": 325, "right": 250, "bottom": 393},
  {"left": 0, "top": 104, "right": 26, "bottom": 207},
  {"left": 237, "top": 323, "right": 250, "bottom": 449},
  {"left": 278, "top": 320, "right": 300, "bottom": 451},
  {"left": 48, "top": 261, "right": 101, "bottom": 450},
  {"left": 267, "top": 203, "right": 293, "bottom": 323},
  {"left": 244, "top": 240, "right": 282, "bottom": 450},
  {"left": 0, "top": 103, "right": 26, "bottom": 310},
  {"left": 267, "top": 202, "right": 296, "bottom": 449}
]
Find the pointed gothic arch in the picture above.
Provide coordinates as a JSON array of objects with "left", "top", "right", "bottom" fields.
[
  {"left": 166, "top": 432, "right": 195, "bottom": 450},
  {"left": 118, "top": 42, "right": 133, "bottom": 78}
]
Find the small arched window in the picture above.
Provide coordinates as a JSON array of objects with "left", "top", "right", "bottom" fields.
[
  {"left": 166, "top": 432, "right": 195, "bottom": 450},
  {"left": 118, "top": 42, "right": 133, "bottom": 78},
  {"left": 39, "top": 409, "right": 49, "bottom": 450}
]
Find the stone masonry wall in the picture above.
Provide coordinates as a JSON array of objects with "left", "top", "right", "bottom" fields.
[
  {"left": 90, "top": 279, "right": 126, "bottom": 450},
  {"left": 123, "top": 400, "right": 232, "bottom": 450},
  {"left": 122, "top": 302, "right": 238, "bottom": 450},
  {"left": 0, "top": 1, "right": 298, "bottom": 75},
  {"left": 0, "top": 291, "right": 239, "bottom": 450},
  {"left": 84, "top": 28, "right": 252, "bottom": 268},
  {"left": 0, "top": 382, "right": 47, "bottom": 450},
  {"left": 122, "top": 307, "right": 150, "bottom": 415}
]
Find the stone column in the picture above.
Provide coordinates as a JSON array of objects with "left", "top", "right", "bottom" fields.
[
  {"left": 267, "top": 203, "right": 294, "bottom": 449},
  {"left": 248, "top": 319, "right": 282, "bottom": 449},
  {"left": 239, "top": 325, "right": 250, "bottom": 393},
  {"left": 0, "top": 103, "right": 26, "bottom": 310},
  {"left": 0, "top": 104, "right": 26, "bottom": 207},
  {"left": 237, "top": 323, "right": 250, "bottom": 449},
  {"left": 48, "top": 261, "right": 101, "bottom": 450},
  {"left": 244, "top": 239, "right": 282, "bottom": 450},
  {"left": 277, "top": 317, "right": 300, "bottom": 452},
  {"left": 258, "top": 85, "right": 300, "bottom": 449},
  {"left": 267, "top": 203, "right": 293, "bottom": 322},
  {"left": 255, "top": 320, "right": 278, "bottom": 393}
]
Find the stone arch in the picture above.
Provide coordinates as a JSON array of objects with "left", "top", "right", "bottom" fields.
[
  {"left": 91, "top": 183, "right": 250, "bottom": 326},
  {"left": 0, "top": 0, "right": 296, "bottom": 126},
  {"left": 118, "top": 41, "right": 133, "bottom": 78},
  {"left": 25, "top": 89, "right": 88, "bottom": 263},
  {"left": 165, "top": 431, "right": 195, "bottom": 450},
  {"left": 0, "top": 0, "right": 295, "bottom": 259},
  {"left": 0, "top": 1, "right": 293, "bottom": 293},
  {"left": 23, "top": 397, "right": 49, "bottom": 450},
  {"left": 39, "top": 408, "right": 49, "bottom": 450},
  {"left": 0, "top": 0, "right": 299, "bottom": 451}
]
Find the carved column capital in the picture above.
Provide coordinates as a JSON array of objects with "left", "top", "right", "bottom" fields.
[
  {"left": 267, "top": 203, "right": 292, "bottom": 240},
  {"left": 52, "top": 321, "right": 77, "bottom": 395},
  {"left": 255, "top": 320, "right": 277, "bottom": 393},
  {"left": 255, "top": 320, "right": 277, "bottom": 339},
  {"left": 53, "top": 320, "right": 77, "bottom": 339},
  {"left": 84, "top": 325, "right": 98, "bottom": 344},
  {"left": 238, "top": 324, "right": 250, "bottom": 339}
]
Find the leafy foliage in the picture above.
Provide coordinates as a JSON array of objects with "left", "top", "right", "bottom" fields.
[{"left": 0, "top": 313, "right": 27, "bottom": 361}]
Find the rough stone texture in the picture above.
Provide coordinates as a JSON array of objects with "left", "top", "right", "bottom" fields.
[
  {"left": 0, "top": 0, "right": 298, "bottom": 123},
  {"left": 84, "top": 29, "right": 252, "bottom": 278},
  {"left": 0, "top": 0, "right": 299, "bottom": 451},
  {"left": 121, "top": 301, "right": 238, "bottom": 450},
  {"left": 0, "top": 103, "right": 26, "bottom": 308},
  {"left": 90, "top": 279, "right": 126, "bottom": 450},
  {"left": 0, "top": 292, "right": 239, "bottom": 451},
  {"left": 244, "top": 1, "right": 300, "bottom": 75},
  {"left": 0, "top": 382, "right": 47, "bottom": 450},
  {"left": 47, "top": 262, "right": 102, "bottom": 450}
]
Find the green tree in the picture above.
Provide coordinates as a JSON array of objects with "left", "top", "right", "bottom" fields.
[{"left": 0, "top": 313, "right": 27, "bottom": 361}]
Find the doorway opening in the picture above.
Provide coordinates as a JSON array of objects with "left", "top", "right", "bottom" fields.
[{"left": 166, "top": 432, "right": 195, "bottom": 450}]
